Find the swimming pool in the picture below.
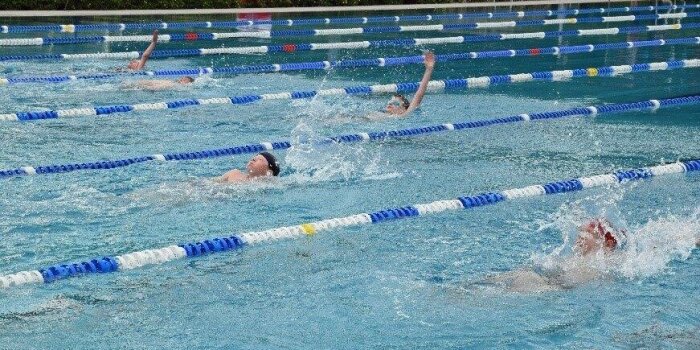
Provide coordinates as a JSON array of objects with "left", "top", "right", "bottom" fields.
[{"left": 1, "top": 2, "right": 700, "bottom": 348}]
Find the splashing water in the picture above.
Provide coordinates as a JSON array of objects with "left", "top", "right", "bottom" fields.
[
  {"left": 618, "top": 209, "right": 700, "bottom": 278},
  {"left": 287, "top": 69, "right": 385, "bottom": 169},
  {"left": 531, "top": 186, "right": 700, "bottom": 284},
  {"left": 290, "top": 95, "right": 370, "bottom": 126},
  {"left": 124, "top": 118, "right": 398, "bottom": 206},
  {"left": 284, "top": 120, "right": 395, "bottom": 183}
]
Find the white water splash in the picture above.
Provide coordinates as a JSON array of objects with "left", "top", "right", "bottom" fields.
[
  {"left": 531, "top": 187, "right": 699, "bottom": 282},
  {"left": 618, "top": 210, "right": 700, "bottom": 278},
  {"left": 126, "top": 119, "right": 397, "bottom": 205},
  {"left": 284, "top": 120, "right": 392, "bottom": 183}
]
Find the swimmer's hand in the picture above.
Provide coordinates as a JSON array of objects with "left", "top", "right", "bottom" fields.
[
  {"left": 152, "top": 30, "right": 159, "bottom": 43},
  {"left": 423, "top": 51, "right": 436, "bottom": 69}
]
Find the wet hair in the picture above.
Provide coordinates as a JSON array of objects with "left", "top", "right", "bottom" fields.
[
  {"left": 393, "top": 94, "right": 410, "bottom": 109},
  {"left": 259, "top": 152, "right": 280, "bottom": 176},
  {"left": 180, "top": 76, "right": 195, "bottom": 83}
]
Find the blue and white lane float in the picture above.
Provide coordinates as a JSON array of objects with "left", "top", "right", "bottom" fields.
[
  {"left": 2, "top": 36, "right": 699, "bottom": 86},
  {"left": 0, "top": 12, "right": 695, "bottom": 46},
  {"left": 2, "top": 3, "right": 697, "bottom": 34},
  {"left": 1, "top": 58, "right": 698, "bottom": 123},
  {"left": 0, "top": 22, "right": 696, "bottom": 62},
  {"left": 1, "top": 95, "right": 698, "bottom": 179},
  {"left": 1, "top": 158, "right": 698, "bottom": 289}
]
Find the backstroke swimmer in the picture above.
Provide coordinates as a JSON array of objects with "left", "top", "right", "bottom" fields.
[
  {"left": 485, "top": 218, "right": 626, "bottom": 292},
  {"left": 122, "top": 152, "right": 281, "bottom": 205},
  {"left": 217, "top": 152, "right": 281, "bottom": 183},
  {"left": 117, "top": 29, "right": 196, "bottom": 90},
  {"left": 368, "top": 51, "right": 436, "bottom": 119}
]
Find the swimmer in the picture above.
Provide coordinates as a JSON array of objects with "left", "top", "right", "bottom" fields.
[
  {"left": 381, "top": 51, "right": 436, "bottom": 118},
  {"left": 218, "top": 152, "right": 281, "bottom": 183},
  {"left": 129, "top": 76, "right": 195, "bottom": 90},
  {"left": 124, "top": 30, "right": 159, "bottom": 71},
  {"left": 486, "top": 218, "right": 625, "bottom": 293}
]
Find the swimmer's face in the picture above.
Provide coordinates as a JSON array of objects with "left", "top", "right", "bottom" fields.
[
  {"left": 246, "top": 154, "right": 271, "bottom": 177},
  {"left": 385, "top": 97, "right": 407, "bottom": 115},
  {"left": 574, "top": 229, "right": 601, "bottom": 256},
  {"left": 574, "top": 223, "right": 615, "bottom": 256},
  {"left": 127, "top": 60, "right": 140, "bottom": 70}
]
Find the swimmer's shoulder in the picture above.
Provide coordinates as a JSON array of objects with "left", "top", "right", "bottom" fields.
[{"left": 219, "top": 169, "right": 246, "bottom": 183}]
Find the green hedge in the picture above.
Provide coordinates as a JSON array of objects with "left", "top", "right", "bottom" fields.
[{"left": 0, "top": 0, "right": 506, "bottom": 11}]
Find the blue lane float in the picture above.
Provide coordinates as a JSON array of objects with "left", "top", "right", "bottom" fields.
[
  {"left": 1, "top": 58, "right": 698, "bottom": 122},
  {"left": 3, "top": 36, "right": 699, "bottom": 86},
  {"left": 0, "top": 20, "right": 697, "bottom": 62},
  {"left": 1, "top": 95, "right": 698, "bottom": 179},
  {"left": 1, "top": 11, "right": 696, "bottom": 46},
  {"left": 1, "top": 3, "right": 697, "bottom": 34},
  {"left": 1, "top": 157, "right": 698, "bottom": 289}
]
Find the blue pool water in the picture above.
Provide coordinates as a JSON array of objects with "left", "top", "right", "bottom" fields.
[{"left": 1, "top": 6, "right": 700, "bottom": 348}]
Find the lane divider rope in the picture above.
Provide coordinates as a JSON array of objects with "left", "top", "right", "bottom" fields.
[
  {"left": 1, "top": 58, "right": 697, "bottom": 123},
  {"left": 2, "top": 36, "right": 698, "bottom": 85},
  {"left": 1, "top": 157, "right": 698, "bottom": 289},
  {"left": 0, "top": 12, "right": 696, "bottom": 46},
  {"left": 0, "top": 21, "right": 697, "bottom": 62},
  {"left": 1, "top": 95, "right": 697, "bottom": 179},
  {"left": 1, "top": 3, "right": 696, "bottom": 34}
]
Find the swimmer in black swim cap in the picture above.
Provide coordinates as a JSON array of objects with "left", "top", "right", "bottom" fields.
[
  {"left": 258, "top": 151, "right": 280, "bottom": 176},
  {"left": 219, "top": 152, "right": 280, "bottom": 183}
]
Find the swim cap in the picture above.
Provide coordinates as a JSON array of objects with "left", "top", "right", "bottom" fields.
[
  {"left": 584, "top": 218, "right": 620, "bottom": 250},
  {"left": 259, "top": 152, "right": 280, "bottom": 176}
]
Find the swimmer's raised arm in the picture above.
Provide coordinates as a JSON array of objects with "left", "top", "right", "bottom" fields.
[
  {"left": 139, "top": 30, "right": 159, "bottom": 69},
  {"left": 400, "top": 51, "right": 436, "bottom": 116},
  {"left": 129, "top": 30, "right": 158, "bottom": 70}
]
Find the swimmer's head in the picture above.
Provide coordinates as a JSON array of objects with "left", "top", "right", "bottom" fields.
[
  {"left": 385, "top": 94, "right": 409, "bottom": 115},
  {"left": 246, "top": 152, "right": 280, "bottom": 178},
  {"left": 127, "top": 60, "right": 140, "bottom": 70},
  {"left": 575, "top": 218, "right": 621, "bottom": 255},
  {"left": 177, "top": 76, "right": 195, "bottom": 84}
]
